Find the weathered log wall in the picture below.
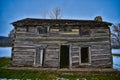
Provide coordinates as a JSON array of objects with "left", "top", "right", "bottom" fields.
[
  {"left": 44, "top": 45, "right": 59, "bottom": 68},
  {"left": 12, "top": 46, "right": 35, "bottom": 66},
  {"left": 11, "top": 25, "right": 112, "bottom": 68}
]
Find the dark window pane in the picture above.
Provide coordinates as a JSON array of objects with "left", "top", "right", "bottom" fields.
[
  {"left": 60, "top": 26, "right": 72, "bottom": 32},
  {"left": 38, "top": 27, "right": 47, "bottom": 34},
  {"left": 80, "top": 27, "right": 90, "bottom": 35},
  {"left": 81, "top": 47, "right": 89, "bottom": 63}
]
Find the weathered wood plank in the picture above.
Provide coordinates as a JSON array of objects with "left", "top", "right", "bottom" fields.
[
  {"left": 13, "top": 48, "right": 35, "bottom": 52},
  {"left": 44, "top": 59, "right": 59, "bottom": 68},
  {"left": 92, "top": 58, "right": 111, "bottom": 61},
  {"left": 15, "top": 33, "right": 38, "bottom": 37},
  {"left": 13, "top": 51, "right": 35, "bottom": 55},
  {"left": 91, "top": 53, "right": 111, "bottom": 56},
  {"left": 91, "top": 45, "right": 110, "bottom": 49}
]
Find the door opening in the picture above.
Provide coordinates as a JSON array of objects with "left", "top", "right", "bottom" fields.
[
  {"left": 36, "top": 47, "right": 45, "bottom": 67},
  {"left": 81, "top": 47, "right": 89, "bottom": 63},
  {"left": 60, "top": 45, "right": 69, "bottom": 68},
  {"left": 42, "top": 49, "right": 45, "bottom": 67}
]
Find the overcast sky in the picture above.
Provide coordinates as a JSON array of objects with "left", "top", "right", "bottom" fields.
[{"left": 0, "top": 0, "right": 120, "bottom": 36}]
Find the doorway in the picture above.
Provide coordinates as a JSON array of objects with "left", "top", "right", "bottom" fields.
[
  {"left": 60, "top": 45, "right": 69, "bottom": 68},
  {"left": 36, "top": 47, "right": 45, "bottom": 67}
]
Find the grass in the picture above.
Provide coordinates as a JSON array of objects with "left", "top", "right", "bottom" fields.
[
  {"left": 0, "top": 57, "right": 120, "bottom": 80},
  {"left": 0, "top": 57, "right": 10, "bottom": 68}
]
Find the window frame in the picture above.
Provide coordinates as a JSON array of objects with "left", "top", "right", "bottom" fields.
[
  {"left": 79, "top": 47, "right": 91, "bottom": 65},
  {"left": 59, "top": 26, "right": 72, "bottom": 32},
  {"left": 79, "top": 26, "right": 90, "bottom": 36},
  {"left": 37, "top": 26, "right": 48, "bottom": 35}
]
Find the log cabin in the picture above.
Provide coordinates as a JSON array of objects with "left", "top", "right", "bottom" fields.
[{"left": 11, "top": 16, "right": 112, "bottom": 68}]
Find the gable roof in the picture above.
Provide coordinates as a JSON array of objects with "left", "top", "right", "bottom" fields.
[{"left": 12, "top": 18, "right": 112, "bottom": 27}]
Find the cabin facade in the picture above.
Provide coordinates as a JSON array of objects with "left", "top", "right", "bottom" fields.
[{"left": 11, "top": 17, "right": 112, "bottom": 68}]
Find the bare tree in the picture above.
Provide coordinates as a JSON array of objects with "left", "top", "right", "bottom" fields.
[
  {"left": 49, "top": 7, "right": 62, "bottom": 19},
  {"left": 111, "top": 23, "right": 120, "bottom": 48}
]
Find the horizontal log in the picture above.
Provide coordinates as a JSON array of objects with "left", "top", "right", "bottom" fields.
[
  {"left": 13, "top": 45, "right": 35, "bottom": 48},
  {"left": 44, "top": 59, "right": 59, "bottom": 67},
  {"left": 12, "top": 61, "right": 34, "bottom": 66},
  {"left": 92, "top": 60, "right": 111, "bottom": 65},
  {"left": 71, "top": 51, "right": 79, "bottom": 53},
  {"left": 47, "top": 45, "right": 60, "bottom": 48},
  {"left": 92, "top": 57, "right": 111, "bottom": 61},
  {"left": 72, "top": 56, "right": 79, "bottom": 58},
  {"left": 13, "top": 51, "right": 35, "bottom": 55},
  {"left": 91, "top": 45, "right": 110, "bottom": 49},
  {"left": 90, "top": 41, "right": 110, "bottom": 45},
  {"left": 16, "top": 39, "right": 110, "bottom": 46},
  {"left": 72, "top": 58, "right": 79, "bottom": 62},
  {"left": 13, "top": 58, "right": 34, "bottom": 61},
  {"left": 92, "top": 33, "right": 109, "bottom": 37},
  {"left": 46, "top": 50, "right": 59, "bottom": 53},
  {"left": 14, "top": 44, "right": 35, "bottom": 47},
  {"left": 91, "top": 51, "right": 110, "bottom": 54},
  {"left": 46, "top": 49, "right": 59, "bottom": 52},
  {"left": 91, "top": 63, "right": 112, "bottom": 67},
  {"left": 91, "top": 48, "right": 110, "bottom": 52},
  {"left": 45, "top": 56, "right": 59, "bottom": 59},
  {"left": 71, "top": 48, "right": 79, "bottom": 51},
  {"left": 15, "top": 36, "right": 109, "bottom": 40},
  {"left": 71, "top": 53, "right": 79, "bottom": 56},
  {"left": 91, "top": 53, "right": 111, "bottom": 56},
  {"left": 16, "top": 33, "right": 38, "bottom": 37},
  {"left": 91, "top": 55, "right": 111, "bottom": 59},
  {"left": 91, "top": 29, "right": 109, "bottom": 33},
  {"left": 16, "top": 27, "right": 26, "bottom": 32},
  {"left": 72, "top": 62, "right": 79, "bottom": 66},
  {"left": 72, "top": 60, "right": 79, "bottom": 63},
  {"left": 13, "top": 48, "right": 35, "bottom": 52}
]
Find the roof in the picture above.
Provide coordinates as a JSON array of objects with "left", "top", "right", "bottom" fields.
[{"left": 12, "top": 18, "right": 112, "bottom": 27}]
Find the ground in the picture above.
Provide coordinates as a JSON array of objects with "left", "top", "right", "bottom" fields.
[{"left": 0, "top": 57, "right": 120, "bottom": 80}]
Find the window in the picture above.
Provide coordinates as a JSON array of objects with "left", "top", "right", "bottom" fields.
[
  {"left": 81, "top": 47, "right": 89, "bottom": 63},
  {"left": 26, "top": 27, "right": 29, "bottom": 32},
  {"left": 59, "top": 26, "right": 72, "bottom": 32},
  {"left": 79, "top": 26, "right": 90, "bottom": 35},
  {"left": 38, "top": 27, "right": 47, "bottom": 34},
  {"left": 36, "top": 47, "right": 45, "bottom": 67}
]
